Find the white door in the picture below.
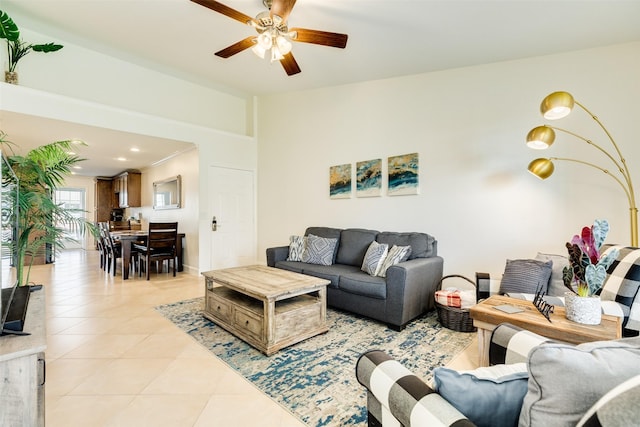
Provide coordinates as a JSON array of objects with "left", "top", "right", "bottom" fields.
[{"left": 208, "top": 167, "right": 256, "bottom": 269}]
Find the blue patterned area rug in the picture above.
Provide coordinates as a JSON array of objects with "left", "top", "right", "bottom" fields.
[{"left": 155, "top": 298, "right": 473, "bottom": 427}]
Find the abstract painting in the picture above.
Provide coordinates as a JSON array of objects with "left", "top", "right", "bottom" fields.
[
  {"left": 388, "top": 153, "right": 419, "bottom": 196},
  {"left": 329, "top": 164, "right": 352, "bottom": 199},
  {"left": 356, "top": 158, "right": 382, "bottom": 197}
]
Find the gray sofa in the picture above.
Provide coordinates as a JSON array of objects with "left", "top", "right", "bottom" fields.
[{"left": 266, "top": 227, "right": 443, "bottom": 330}]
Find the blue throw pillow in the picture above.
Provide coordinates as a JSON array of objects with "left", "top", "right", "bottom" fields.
[{"left": 433, "top": 363, "right": 529, "bottom": 427}]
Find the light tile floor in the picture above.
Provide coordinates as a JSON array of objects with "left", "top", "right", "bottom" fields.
[{"left": 27, "top": 249, "right": 476, "bottom": 426}]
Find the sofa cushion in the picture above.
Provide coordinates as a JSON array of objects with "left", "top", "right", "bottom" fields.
[
  {"left": 535, "top": 252, "right": 569, "bottom": 297},
  {"left": 301, "top": 263, "right": 362, "bottom": 289},
  {"left": 361, "top": 241, "right": 389, "bottom": 276},
  {"left": 336, "top": 228, "right": 379, "bottom": 266},
  {"left": 499, "top": 259, "right": 552, "bottom": 295},
  {"left": 302, "top": 234, "right": 338, "bottom": 266},
  {"left": 433, "top": 363, "right": 529, "bottom": 427},
  {"left": 376, "top": 231, "right": 435, "bottom": 259},
  {"left": 339, "top": 272, "right": 387, "bottom": 299},
  {"left": 305, "top": 227, "right": 342, "bottom": 263},
  {"left": 287, "top": 235, "right": 306, "bottom": 262},
  {"left": 519, "top": 337, "right": 640, "bottom": 427}
]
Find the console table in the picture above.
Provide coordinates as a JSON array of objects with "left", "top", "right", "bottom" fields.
[
  {"left": 0, "top": 290, "right": 46, "bottom": 426},
  {"left": 470, "top": 295, "right": 622, "bottom": 366}
]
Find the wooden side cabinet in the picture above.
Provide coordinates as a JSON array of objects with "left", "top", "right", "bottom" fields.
[{"left": 0, "top": 292, "right": 46, "bottom": 426}]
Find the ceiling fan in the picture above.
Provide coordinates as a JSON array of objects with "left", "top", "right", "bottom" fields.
[{"left": 191, "top": 0, "right": 348, "bottom": 76}]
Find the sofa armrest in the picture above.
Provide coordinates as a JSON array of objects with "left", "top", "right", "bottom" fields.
[
  {"left": 266, "top": 246, "right": 289, "bottom": 267},
  {"left": 489, "top": 323, "right": 552, "bottom": 365},
  {"left": 386, "top": 256, "right": 444, "bottom": 324},
  {"left": 356, "top": 350, "right": 475, "bottom": 427}
]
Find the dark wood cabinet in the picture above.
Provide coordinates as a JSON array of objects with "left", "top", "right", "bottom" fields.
[
  {"left": 95, "top": 178, "right": 115, "bottom": 223},
  {"left": 114, "top": 171, "right": 141, "bottom": 208}
]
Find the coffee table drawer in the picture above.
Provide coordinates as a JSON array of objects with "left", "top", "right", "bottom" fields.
[
  {"left": 234, "top": 307, "right": 263, "bottom": 341},
  {"left": 206, "top": 293, "right": 233, "bottom": 323}
]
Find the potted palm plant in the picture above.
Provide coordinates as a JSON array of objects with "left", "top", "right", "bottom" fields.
[
  {"left": 1, "top": 131, "right": 98, "bottom": 288},
  {"left": 0, "top": 9, "right": 63, "bottom": 84}
]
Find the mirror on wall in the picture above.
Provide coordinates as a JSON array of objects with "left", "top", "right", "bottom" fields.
[{"left": 153, "top": 175, "right": 181, "bottom": 210}]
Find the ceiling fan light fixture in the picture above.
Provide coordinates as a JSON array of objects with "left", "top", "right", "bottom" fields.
[
  {"left": 252, "top": 43, "right": 267, "bottom": 59},
  {"left": 270, "top": 46, "right": 284, "bottom": 62},
  {"left": 257, "top": 32, "right": 273, "bottom": 49},
  {"left": 276, "top": 35, "right": 292, "bottom": 55}
]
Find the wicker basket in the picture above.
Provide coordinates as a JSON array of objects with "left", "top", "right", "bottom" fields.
[{"left": 435, "top": 275, "right": 477, "bottom": 332}]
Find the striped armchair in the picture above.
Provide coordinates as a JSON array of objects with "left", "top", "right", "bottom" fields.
[
  {"left": 356, "top": 324, "right": 640, "bottom": 427},
  {"left": 356, "top": 323, "right": 548, "bottom": 427}
]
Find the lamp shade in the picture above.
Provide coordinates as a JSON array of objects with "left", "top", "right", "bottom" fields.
[
  {"left": 526, "top": 126, "right": 555, "bottom": 149},
  {"left": 540, "top": 91, "right": 575, "bottom": 120},
  {"left": 528, "top": 158, "right": 554, "bottom": 179}
]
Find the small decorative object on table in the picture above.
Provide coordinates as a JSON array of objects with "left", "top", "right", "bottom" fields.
[
  {"left": 435, "top": 275, "right": 477, "bottom": 332},
  {"left": 562, "top": 219, "right": 619, "bottom": 325},
  {"left": 532, "top": 284, "right": 554, "bottom": 322}
]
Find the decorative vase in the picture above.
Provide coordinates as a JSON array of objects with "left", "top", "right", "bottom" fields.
[
  {"left": 564, "top": 292, "right": 601, "bottom": 325},
  {"left": 4, "top": 71, "right": 18, "bottom": 84}
]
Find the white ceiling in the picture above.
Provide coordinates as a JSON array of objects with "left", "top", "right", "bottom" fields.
[{"left": 2, "top": 0, "right": 640, "bottom": 177}]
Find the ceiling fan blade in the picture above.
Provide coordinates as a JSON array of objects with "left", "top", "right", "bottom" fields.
[
  {"left": 280, "top": 52, "right": 301, "bottom": 76},
  {"left": 190, "top": 0, "right": 255, "bottom": 25},
  {"left": 289, "top": 28, "right": 348, "bottom": 49},
  {"left": 270, "top": 0, "right": 297, "bottom": 22},
  {"left": 214, "top": 37, "right": 256, "bottom": 58}
]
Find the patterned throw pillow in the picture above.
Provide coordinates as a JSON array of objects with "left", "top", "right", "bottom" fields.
[
  {"left": 377, "top": 245, "right": 412, "bottom": 278},
  {"left": 301, "top": 234, "right": 338, "bottom": 266},
  {"left": 361, "top": 241, "right": 389, "bottom": 276},
  {"left": 287, "top": 235, "right": 306, "bottom": 261}
]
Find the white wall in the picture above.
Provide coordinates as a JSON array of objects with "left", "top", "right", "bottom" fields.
[{"left": 257, "top": 42, "right": 640, "bottom": 279}]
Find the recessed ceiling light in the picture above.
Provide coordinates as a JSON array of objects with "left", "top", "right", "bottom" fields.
[
  {"left": 67, "top": 151, "right": 76, "bottom": 155},
  {"left": 73, "top": 166, "right": 82, "bottom": 169},
  {"left": 117, "top": 157, "right": 127, "bottom": 161},
  {"left": 130, "top": 147, "right": 140, "bottom": 152}
]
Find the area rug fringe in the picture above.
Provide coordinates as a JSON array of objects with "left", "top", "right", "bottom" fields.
[{"left": 156, "top": 297, "right": 473, "bottom": 427}]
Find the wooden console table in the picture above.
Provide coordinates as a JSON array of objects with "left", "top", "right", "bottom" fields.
[
  {"left": 469, "top": 295, "right": 622, "bottom": 366},
  {"left": 0, "top": 290, "right": 46, "bottom": 426}
]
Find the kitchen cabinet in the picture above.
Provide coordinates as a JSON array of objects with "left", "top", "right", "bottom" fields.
[
  {"left": 113, "top": 171, "right": 141, "bottom": 208},
  {"left": 94, "top": 177, "right": 115, "bottom": 222}
]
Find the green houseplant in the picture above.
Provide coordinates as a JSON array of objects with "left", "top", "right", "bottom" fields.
[
  {"left": 0, "top": 9, "right": 63, "bottom": 83},
  {"left": 562, "top": 219, "right": 619, "bottom": 325},
  {"left": 1, "top": 131, "right": 97, "bottom": 287}
]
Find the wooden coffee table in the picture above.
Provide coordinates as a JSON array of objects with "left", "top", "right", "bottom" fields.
[
  {"left": 469, "top": 295, "right": 622, "bottom": 366},
  {"left": 201, "top": 265, "right": 329, "bottom": 355}
]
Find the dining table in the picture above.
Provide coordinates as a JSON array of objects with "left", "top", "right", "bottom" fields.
[{"left": 110, "top": 230, "right": 186, "bottom": 280}]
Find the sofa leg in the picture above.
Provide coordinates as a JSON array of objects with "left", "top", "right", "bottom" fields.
[{"left": 387, "top": 323, "right": 406, "bottom": 332}]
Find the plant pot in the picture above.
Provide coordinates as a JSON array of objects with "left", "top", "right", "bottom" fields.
[
  {"left": 564, "top": 292, "right": 601, "bottom": 325},
  {"left": 4, "top": 71, "right": 18, "bottom": 84}
]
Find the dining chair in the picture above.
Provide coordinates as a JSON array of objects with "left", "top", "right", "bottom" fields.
[
  {"left": 96, "top": 222, "right": 109, "bottom": 270},
  {"left": 100, "top": 226, "right": 121, "bottom": 275},
  {"left": 134, "top": 222, "right": 178, "bottom": 280}
]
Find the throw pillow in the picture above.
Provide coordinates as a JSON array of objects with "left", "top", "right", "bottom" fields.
[
  {"left": 519, "top": 338, "right": 640, "bottom": 427},
  {"left": 287, "top": 235, "right": 306, "bottom": 262},
  {"left": 432, "top": 363, "right": 529, "bottom": 427},
  {"left": 576, "top": 374, "right": 640, "bottom": 427},
  {"left": 301, "top": 234, "right": 338, "bottom": 266},
  {"left": 535, "top": 252, "right": 570, "bottom": 297},
  {"left": 499, "top": 259, "right": 552, "bottom": 295},
  {"left": 377, "top": 245, "right": 412, "bottom": 278},
  {"left": 361, "top": 241, "right": 389, "bottom": 276}
]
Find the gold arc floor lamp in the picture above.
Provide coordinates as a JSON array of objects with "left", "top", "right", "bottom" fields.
[{"left": 526, "top": 91, "right": 638, "bottom": 247}]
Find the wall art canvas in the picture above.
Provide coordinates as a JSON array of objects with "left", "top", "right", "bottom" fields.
[
  {"left": 388, "top": 153, "right": 419, "bottom": 196},
  {"left": 329, "top": 164, "right": 352, "bottom": 199},
  {"left": 356, "top": 158, "right": 382, "bottom": 197}
]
